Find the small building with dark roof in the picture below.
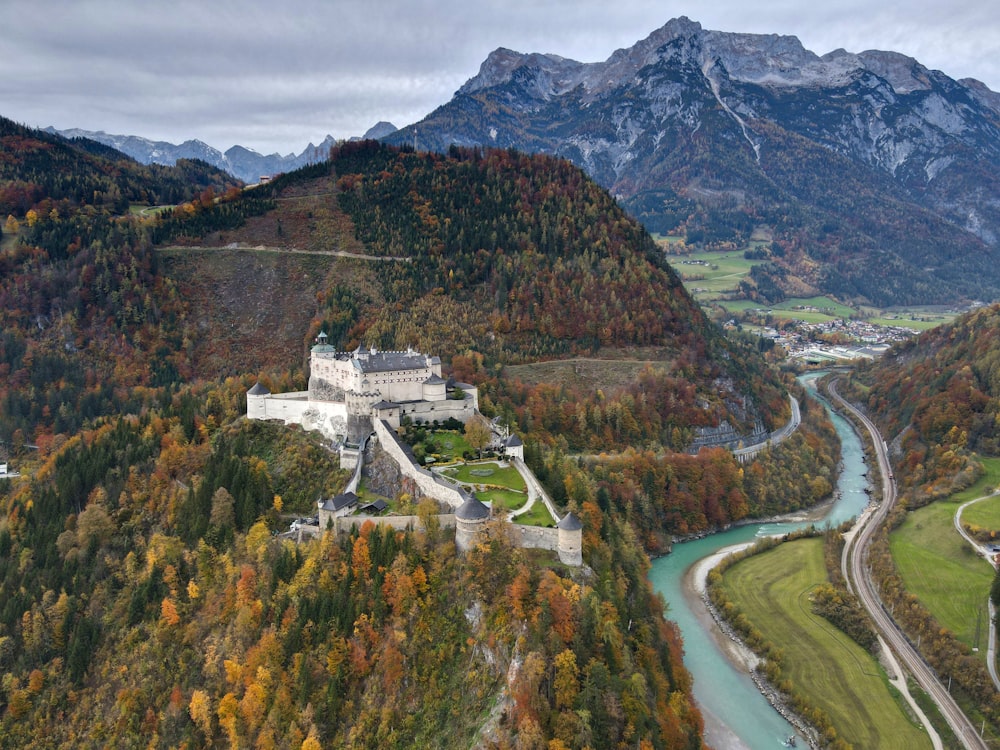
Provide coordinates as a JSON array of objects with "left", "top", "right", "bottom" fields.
[
  {"left": 504, "top": 433, "right": 524, "bottom": 461},
  {"left": 318, "top": 491, "right": 359, "bottom": 528},
  {"left": 358, "top": 499, "right": 389, "bottom": 515}
]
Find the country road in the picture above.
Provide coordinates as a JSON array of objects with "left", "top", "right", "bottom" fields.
[
  {"left": 828, "top": 378, "right": 990, "bottom": 750},
  {"left": 162, "top": 243, "right": 412, "bottom": 262}
]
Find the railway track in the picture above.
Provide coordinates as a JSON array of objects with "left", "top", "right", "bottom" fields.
[{"left": 828, "top": 378, "right": 990, "bottom": 750}]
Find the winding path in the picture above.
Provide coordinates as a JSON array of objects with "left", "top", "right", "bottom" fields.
[
  {"left": 829, "top": 378, "right": 989, "bottom": 750},
  {"left": 953, "top": 492, "right": 1000, "bottom": 692}
]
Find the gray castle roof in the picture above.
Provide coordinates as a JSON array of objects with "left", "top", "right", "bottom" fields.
[
  {"left": 372, "top": 400, "right": 399, "bottom": 410},
  {"left": 247, "top": 381, "right": 270, "bottom": 396},
  {"left": 556, "top": 512, "right": 582, "bottom": 531},
  {"left": 456, "top": 494, "right": 490, "bottom": 521},
  {"left": 346, "top": 348, "right": 434, "bottom": 374},
  {"left": 505, "top": 434, "right": 523, "bottom": 447},
  {"left": 320, "top": 491, "right": 358, "bottom": 512},
  {"left": 424, "top": 374, "right": 447, "bottom": 385}
]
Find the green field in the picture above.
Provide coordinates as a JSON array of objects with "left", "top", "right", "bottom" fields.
[
  {"left": 424, "top": 430, "right": 473, "bottom": 459},
  {"left": 512, "top": 502, "right": 555, "bottom": 527},
  {"left": 441, "top": 462, "right": 526, "bottom": 492},
  {"left": 476, "top": 488, "right": 528, "bottom": 512},
  {"left": 720, "top": 538, "right": 932, "bottom": 749},
  {"left": 956, "top": 457, "right": 1000, "bottom": 530},
  {"left": 666, "top": 249, "right": 756, "bottom": 300},
  {"left": 889, "top": 497, "right": 994, "bottom": 657},
  {"left": 663, "top": 246, "right": 956, "bottom": 333}
]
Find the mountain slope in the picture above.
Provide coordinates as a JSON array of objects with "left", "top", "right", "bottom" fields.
[
  {"left": 388, "top": 17, "right": 1000, "bottom": 306},
  {"left": 847, "top": 302, "right": 1000, "bottom": 500},
  {"left": 45, "top": 127, "right": 400, "bottom": 185}
]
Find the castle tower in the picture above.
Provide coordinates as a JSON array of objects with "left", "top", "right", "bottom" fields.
[
  {"left": 556, "top": 511, "right": 583, "bottom": 566},
  {"left": 246, "top": 381, "right": 270, "bottom": 420},
  {"left": 455, "top": 493, "right": 490, "bottom": 552},
  {"left": 422, "top": 373, "right": 447, "bottom": 402}
]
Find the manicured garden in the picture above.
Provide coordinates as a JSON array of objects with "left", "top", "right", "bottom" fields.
[{"left": 441, "top": 462, "right": 526, "bottom": 492}]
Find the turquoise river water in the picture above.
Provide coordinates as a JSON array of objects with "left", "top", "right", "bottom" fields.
[{"left": 648, "top": 373, "right": 871, "bottom": 748}]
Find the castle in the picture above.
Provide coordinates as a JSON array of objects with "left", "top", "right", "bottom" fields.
[
  {"left": 247, "top": 333, "right": 479, "bottom": 444},
  {"left": 247, "top": 335, "right": 582, "bottom": 566}
]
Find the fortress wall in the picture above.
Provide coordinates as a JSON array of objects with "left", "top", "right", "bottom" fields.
[
  {"left": 373, "top": 420, "right": 466, "bottom": 509},
  {"left": 336, "top": 513, "right": 456, "bottom": 534},
  {"left": 505, "top": 524, "right": 559, "bottom": 552}
]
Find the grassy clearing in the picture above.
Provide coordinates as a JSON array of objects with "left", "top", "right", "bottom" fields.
[
  {"left": 720, "top": 538, "right": 933, "bottom": 749},
  {"left": 955, "top": 456, "right": 1000, "bottom": 534},
  {"left": 476, "top": 488, "right": 527, "bottom": 512},
  {"left": 441, "top": 462, "right": 526, "bottom": 492},
  {"left": 889, "top": 498, "right": 994, "bottom": 657},
  {"left": 423, "top": 431, "right": 473, "bottom": 460},
  {"left": 512, "top": 502, "right": 555, "bottom": 527}
]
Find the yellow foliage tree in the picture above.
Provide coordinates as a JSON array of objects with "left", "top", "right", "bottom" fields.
[{"left": 189, "top": 689, "right": 213, "bottom": 735}]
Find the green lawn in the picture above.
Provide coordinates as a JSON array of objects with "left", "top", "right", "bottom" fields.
[
  {"left": 441, "top": 462, "right": 526, "bottom": 491},
  {"left": 425, "top": 430, "right": 473, "bottom": 460},
  {"left": 889, "top": 497, "right": 994, "bottom": 656},
  {"left": 720, "top": 538, "right": 932, "bottom": 750},
  {"left": 955, "top": 458, "right": 1000, "bottom": 534},
  {"left": 512, "top": 502, "right": 556, "bottom": 527},
  {"left": 476, "top": 488, "right": 528, "bottom": 512}
]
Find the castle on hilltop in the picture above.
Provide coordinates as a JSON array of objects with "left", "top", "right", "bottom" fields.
[
  {"left": 247, "top": 334, "right": 583, "bottom": 566},
  {"left": 247, "top": 333, "right": 479, "bottom": 444}
]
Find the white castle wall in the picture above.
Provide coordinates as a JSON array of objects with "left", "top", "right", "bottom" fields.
[
  {"left": 373, "top": 420, "right": 466, "bottom": 510},
  {"left": 248, "top": 392, "right": 348, "bottom": 441}
]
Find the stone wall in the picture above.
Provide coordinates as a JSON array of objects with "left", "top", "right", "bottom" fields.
[
  {"left": 336, "top": 513, "right": 457, "bottom": 534},
  {"left": 505, "top": 524, "right": 559, "bottom": 553},
  {"left": 373, "top": 419, "right": 466, "bottom": 509}
]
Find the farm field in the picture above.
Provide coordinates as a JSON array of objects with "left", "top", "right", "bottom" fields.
[
  {"left": 889, "top": 493, "right": 995, "bottom": 658},
  {"left": 719, "top": 537, "right": 932, "bottom": 749},
  {"left": 956, "top": 457, "right": 1000, "bottom": 531},
  {"left": 661, "top": 245, "right": 958, "bottom": 332}
]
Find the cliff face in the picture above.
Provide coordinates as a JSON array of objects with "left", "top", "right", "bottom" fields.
[{"left": 389, "top": 17, "right": 1000, "bottom": 306}]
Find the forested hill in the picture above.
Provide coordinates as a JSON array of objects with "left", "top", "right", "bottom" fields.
[
  {"left": 385, "top": 18, "right": 1000, "bottom": 307},
  {"left": 153, "top": 139, "right": 789, "bottom": 439},
  {"left": 0, "top": 115, "right": 239, "bottom": 217},
  {"left": 846, "top": 303, "right": 1000, "bottom": 502},
  {"left": 0, "top": 136, "right": 840, "bottom": 747}
]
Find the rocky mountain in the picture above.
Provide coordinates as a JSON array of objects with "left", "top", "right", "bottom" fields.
[
  {"left": 386, "top": 17, "right": 1000, "bottom": 307},
  {"left": 47, "top": 127, "right": 346, "bottom": 184}
]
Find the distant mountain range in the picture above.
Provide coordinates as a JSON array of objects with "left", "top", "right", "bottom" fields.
[
  {"left": 47, "top": 121, "right": 399, "bottom": 184},
  {"left": 385, "top": 17, "right": 1000, "bottom": 307}
]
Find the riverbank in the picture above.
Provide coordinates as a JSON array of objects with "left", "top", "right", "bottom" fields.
[{"left": 684, "top": 541, "right": 821, "bottom": 749}]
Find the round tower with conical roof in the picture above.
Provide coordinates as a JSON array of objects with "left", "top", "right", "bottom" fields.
[
  {"left": 556, "top": 511, "right": 583, "bottom": 566},
  {"left": 246, "top": 380, "right": 271, "bottom": 420},
  {"left": 455, "top": 493, "right": 490, "bottom": 552}
]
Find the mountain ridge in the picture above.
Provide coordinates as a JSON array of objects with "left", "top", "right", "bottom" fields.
[
  {"left": 45, "top": 121, "right": 399, "bottom": 184},
  {"left": 389, "top": 16, "right": 1000, "bottom": 307}
]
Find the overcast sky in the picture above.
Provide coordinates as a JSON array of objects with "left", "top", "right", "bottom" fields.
[{"left": 4, "top": 0, "right": 998, "bottom": 156}]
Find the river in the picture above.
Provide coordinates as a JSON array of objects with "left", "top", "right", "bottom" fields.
[{"left": 648, "top": 373, "right": 871, "bottom": 749}]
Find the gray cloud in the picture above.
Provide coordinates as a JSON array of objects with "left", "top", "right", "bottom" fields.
[{"left": 2, "top": 0, "right": 997, "bottom": 155}]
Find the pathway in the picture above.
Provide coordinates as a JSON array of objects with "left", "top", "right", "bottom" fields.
[
  {"left": 830, "top": 377, "right": 987, "bottom": 750},
  {"left": 953, "top": 492, "right": 1000, "bottom": 692},
  {"left": 163, "top": 243, "right": 411, "bottom": 261}
]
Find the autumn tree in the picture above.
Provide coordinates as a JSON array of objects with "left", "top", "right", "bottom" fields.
[{"left": 464, "top": 417, "right": 492, "bottom": 459}]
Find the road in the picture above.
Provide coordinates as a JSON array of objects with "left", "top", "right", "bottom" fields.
[
  {"left": 732, "top": 395, "right": 801, "bottom": 460},
  {"left": 828, "top": 378, "right": 990, "bottom": 750},
  {"left": 953, "top": 493, "right": 1000, "bottom": 692}
]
